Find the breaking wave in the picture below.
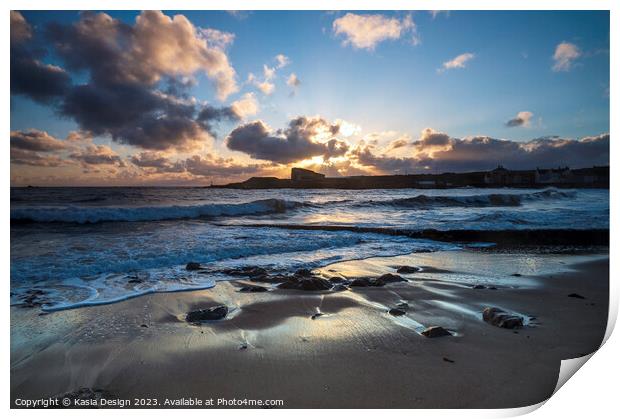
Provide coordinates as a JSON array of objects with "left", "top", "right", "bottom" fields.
[
  {"left": 359, "top": 188, "right": 576, "bottom": 209},
  {"left": 10, "top": 198, "right": 307, "bottom": 224}
]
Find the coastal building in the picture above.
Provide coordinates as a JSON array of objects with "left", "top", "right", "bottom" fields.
[
  {"left": 535, "top": 167, "right": 572, "bottom": 184},
  {"left": 291, "top": 167, "right": 326, "bottom": 181},
  {"left": 484, "top": 166, "right": 536, "bottom": 185}
]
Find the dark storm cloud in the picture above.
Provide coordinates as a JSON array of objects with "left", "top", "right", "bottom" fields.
[
  {"left": 10, "top": 11, "right": 72, "bottom": 103},
  {"left": 12, "top": 11, "right": 240, "bottom": 151},
  {"left": 226, "top": 116, "right": 348, "bottom": 163},
  {"left": 353, "top": 131, "right": 609, "bottom": 173}
]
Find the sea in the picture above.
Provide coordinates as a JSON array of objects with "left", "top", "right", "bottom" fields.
[{"left": 10, "top": 187, "right": 609, "bottom": 311}]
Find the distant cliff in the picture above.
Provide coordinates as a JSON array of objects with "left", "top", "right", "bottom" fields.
[{"left": 214, "top": 166, "right": 609, "bottom": 190}]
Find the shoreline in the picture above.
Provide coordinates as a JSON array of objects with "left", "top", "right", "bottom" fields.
[{"left": 10, "top": 249, "right": 609, "bottom": 408}]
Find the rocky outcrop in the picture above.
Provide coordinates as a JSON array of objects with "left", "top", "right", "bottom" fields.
[
  {"left": 396, "top": 266, "right": 420, "bottom": 274},
  {"left": 482, "top": 307, "right": 523, "bottom": 329},
  {"left": 186, "top": 305, "right": 228, "bottom": 323},
  {"left": 238, "top": 285, "right": 268, "bottom": 293},
  {"left": 421, "top": 326, "right": 452, "bottom": 338},
  {"left": 278, "top": 277, "right": 332, "bottom": 291},
  {"left": 377, "top": 273, "right": 407, "bottom": 283},
  {"left": 186, "top": 262, "right": 202, "bottom": 271}
]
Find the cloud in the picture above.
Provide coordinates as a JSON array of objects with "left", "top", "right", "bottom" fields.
[
  {"left": 230, "top": 92, "right": 259, "bottom": 118},
  {"left": 11, "top": 11, "right": 32, "bottom": 42},
  {"left": 226, "top": 116, "right": 349, "bottom": 163},
  {"left": 130, "top": 152, "right": 267, "bottom": 177},
  {"left": 552, "top": 42, "right": 581, "bottom": 72},
  {"left": 48, "top": 11, "right": 237, "bottom": 100},
  {"left": 287, "top": 73, "right": 301, "bottom": 88},
  {"left": 201, "top": 28, "right": 235, "bottom": 50},
  {"left": 352, "top": 129, "right": 609, "bottom": 173},
  {"left": 10, "top": 12, "right": 72, "bottom": 103},
  {"left": 10, "top": 148, "right": 68, "bottom": 167},
  {"left": 12, "top": 11, "right": 244, "bottom": 151},
  {"left": 429, "top": 11, "right": 450, "bottom": 19},
  {"left": 439, "top": 52, "right": 475, "bottom": 72},
  {"left": 505, "top": 111, "right": 534, "bottom": 128},
  {"left": 332, "top": 13, "right": 416, "bottom": 50},
  {"left": 275, "top": 54, "right": 290, "bottom": 68},
  {"left": 10, "top": 129, "right": 69, "bottom": 152},
  {"left": 69, "top": 144, "right": 124, "bottom": 167}
]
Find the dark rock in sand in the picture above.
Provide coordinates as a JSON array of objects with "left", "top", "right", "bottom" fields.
[
  {"left": 396, "top": 265, "right": 420, "bottom": 274},
  {"left": 378, "top": 273, "right": 407, "bottom": 283},
  {"left": 140, "top": 324, "right": 148, "bottom": 328},
  {"left": 388, "top": 308, "right": 406, "bottom": 316},
  {"left": 349, "top": 278, "right": 370, "bottom": 287},
  {"left": 396, "top": 302, "right": 409, "bottom": 310},
  {"left": 20, "top": 289, "right": 50, "bottom": 308},
  {"left": 332, "top": 284, "right": 349, "bottom": 292},
  {"left": 295, "top": 268, "right": 313, "bottom": 277},
  {"left": 239, "top": 285, "right": 268, "bottom": 293},
  {"left": 421, "top": 326, "right": 452, "bottom": 338},
  {"left": 472, "top": 284, "right": 486, "bottom": 289},
  {"left": 488, "top": 286, "right": 498, "bottom": 290},
  {"left": 186, "top": 262, "right": 202, "bottom": 271},
  {"left": 443, "top": 357, "right": 455, "bottom": 363},
  {"left": 278, "top": 277, "right": 332, "bottom": 291},
  {"left": 482, "top": 307, "right": 523, "bottom": 329},
  {"left": 328, "top": 276, "right": 347, "bottom": 283},
  {"left": 568, "top": 293, "right": 586, "bottom": 299},
  {"left": 311, "top": 313, "right": 324, "bottom": 320},
  {"left": 57, "top": 388, "right": 116, "bottom": 408},
  {"left": 186, "top": 305, "right": 228, "bottom": 323},
  {"left": 511, "top": 273, "right": 522, "bottom": 277}
]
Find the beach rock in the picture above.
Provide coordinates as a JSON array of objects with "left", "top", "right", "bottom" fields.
[
  {"left": 472, "top": 285, "right": 486, "bottom": 289},
  {"left": 388, "top": 308, "right": 406, "bottom": 316},
  {"left": 349, "top": 278, "right": 370, "bottom": 287},
  {"left": 311, "top": 313, "right": 324, "bottom": 320},
  {"left": 568, "top": 293, "right": 586, "bottom": 299},
  {"left": 186, "top": 262, "right": 202, "bottom": 271},
  {"left": 396, "top": 302, "right": 410, "bottom": 310},
  {"left": 332, "top": 284, "right": 349, "bottom": 292},
  {"left": 278, "top": 277, "right": 332, "bottom": 291},
  {"left": 421, "top": 326, "right": 452, "bottom": 338},
  {"left": 511, "top": 273, "right": 522, "bottom": 277},
  {"left": 140, "top": 324, "right": 148, "bottom": 328},
  {"left": 443, "top": 357, "right": 455, "bottom": 363},
  {"left": 328, "top": 276, "right": 347, "bottom": 283},
  {"left": 239, "top": 285, "right": 268, "bottom": 293},
  {"left": 20, "top": 289, "right": 50, "bottom": 308},
  {"left": 378, "top": 273, "right": 407, "bottom": 283},
  {"left": 294, "top": 268, "right": 313, "bottom": 277},
  {"left": 396, "top": 265, "right": 420, "bottom": 274},
  {"left": 482, "top": 307, "right": 523, "bottom": 329},
  {"left": 369, "top": 278, "right": 386, "bottom": 287},
  {"left": 186, "top": 305, "right": 228, "bottom": 323}
]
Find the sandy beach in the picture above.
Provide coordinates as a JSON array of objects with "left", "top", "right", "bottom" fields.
[{"left": 10, "top": 249, "right": 608, "bottom": 409}]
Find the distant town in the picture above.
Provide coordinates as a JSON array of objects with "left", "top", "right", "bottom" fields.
[{"left": 216, "top": 166, "right": 610, "bottom": 189}]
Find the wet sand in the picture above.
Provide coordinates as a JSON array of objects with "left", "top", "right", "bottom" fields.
[{"left": 10, "top": 250, "right": 609, "bottom": 408}]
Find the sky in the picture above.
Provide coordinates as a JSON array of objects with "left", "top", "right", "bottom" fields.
[{"left": 10, "top": 10, "right": 610, "bottom": 186}]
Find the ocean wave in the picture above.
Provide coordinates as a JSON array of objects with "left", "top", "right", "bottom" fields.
[
  {"left": 357, "top": 188, "right": 576, "bottom": 209},
  {"left": 10, "top": 198, "right": 306, "bottom": 224}
]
